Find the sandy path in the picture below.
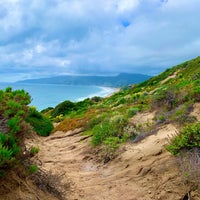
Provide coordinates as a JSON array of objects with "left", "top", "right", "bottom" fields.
[{"left": 26, "top": 122, "right": 193, "bottom": 200}]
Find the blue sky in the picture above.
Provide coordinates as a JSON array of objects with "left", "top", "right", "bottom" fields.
[{"left": 1, "top": 0, "right": 200, "bottom": 82}]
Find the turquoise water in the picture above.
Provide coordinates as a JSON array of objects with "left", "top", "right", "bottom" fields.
[{"left": 0, "top": 83, "right": 115, "bottom": 111}]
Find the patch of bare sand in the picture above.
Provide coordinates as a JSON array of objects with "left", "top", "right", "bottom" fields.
[
  {"left": 25, "top": 120, "right": 200, "bottom": 200},
  {"left": 191, "top": 103, "right": 200, "bottom": 121},
  {"left": 130, "top": 111, "right": 156, "bottom": 125},
  {"left": 160, "top": 71, "right": 178, "bottom": 85},
  {"left": 149, "top": 71, "right": 179, "bottom": 95}
]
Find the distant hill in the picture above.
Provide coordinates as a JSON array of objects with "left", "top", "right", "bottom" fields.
[{"left": 17, "top": 73, "right": 151, "bottom": 87}]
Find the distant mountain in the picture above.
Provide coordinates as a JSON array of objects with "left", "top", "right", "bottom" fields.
[{"left": 17, "top": 73, "right": 151, "bottom": 87}]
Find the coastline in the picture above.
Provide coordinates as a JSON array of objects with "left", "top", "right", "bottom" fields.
[
  {"left": 0, "top": 83, "right": 120, "bottom": 110},
  {"left": 76, "top": 86, "right": 119, "bottom": 101}
]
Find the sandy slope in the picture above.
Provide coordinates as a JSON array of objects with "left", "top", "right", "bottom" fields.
[
  {"left": 21, "top": 105, "right": 200, "bottom": 200},
  {"left": 25, "top": 122, "right": 196, "bottom": 200}
]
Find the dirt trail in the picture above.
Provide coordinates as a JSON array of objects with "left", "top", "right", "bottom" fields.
[{"left": 25, "top": 122, "right": 196, "bottom": 200}]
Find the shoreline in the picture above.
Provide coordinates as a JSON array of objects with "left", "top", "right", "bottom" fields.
[
  {"left": 0, "top": 83, "right": 121, "bottom": 110},
  {"left": 76, "top": 86, "right": 120, "bottom": 101}
]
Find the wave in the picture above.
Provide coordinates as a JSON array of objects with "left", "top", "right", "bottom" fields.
[{"left": 76, "top": 86, "right": 118, "bottom": 101}]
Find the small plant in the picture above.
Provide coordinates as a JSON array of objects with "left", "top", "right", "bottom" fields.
[
  {"left": 102, "top": 137, "right": 122, "bottom": 162},
  {"left": 156, "top": 115, "right": 166, "bottom": 123},
  {"left": 54, "top": 114, "right": 64, "bottom": 122},
  {"left": 0, "top": 144, "right": 13, "bottom": 166},
  {"left": 29, "top": 164, "right": 39, "bottom": 174},
  {"left": 30, "top": 146, "right": 39, "bottom": 156},
  {"left": 127, "top": 107, "right": 139, "bottom": 117}
]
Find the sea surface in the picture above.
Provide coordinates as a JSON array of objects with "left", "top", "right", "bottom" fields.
[{"left": 0, "top": 83, "right": 116, "bottom": 111}]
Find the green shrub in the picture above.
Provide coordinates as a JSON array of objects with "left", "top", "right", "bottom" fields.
[
  {"left": 0, "top": 133, "right": 9, "bottom": 146},
  {"left": 189, "top": 86, "right": 200, "bottom": 102},
  {"left": 0, "top": 88, "right": 32, "bottom": 174},
  {"left": 51, "top": 100, "right": 75, "bottom": 117},
  {"left": 166, "top": 122, "right": 200, "bottom": 155},
  {"left": 91, "top": 115, "right": 128, "bottom": 146},
  {"left": 28, "top": 164, "right": 38, "bottom": 174},
  {"left": 102, "top": 136, "right": 125, "bottom": 161},
  {"left": 91, "top": 121, "right": 112, "bottom": 146},
  {"left": 7, "top": 116, "right": 21, "bottom": 134},
  {"left": 152, "top": 86, "right": 178, "bottom": 110},
  {"left": 30, "top": 146, "right": 39, "bottom": 156},
  {"left": 127, "top": 107, "right": 139, "bottom": 117},
  {"left": 0, "top": 144, "right": 13, "bottom": 166},
  {"left": 157, "top": 115, "right": 166, "bottom": 123},
  {"left": 51, "top": 98, "right": 93, "bottom": 118},
  {"left": 26, "top": 107, "right": 53, "bottom": 136},
  {"left": 170, "top": 104, "right": 196, "bottom": 125},
  {"left": 113, "top": 97, "right": 126, "bottom": 107},
  {"left": 4, "top": 100, "right": 22, "bottom": 117}
]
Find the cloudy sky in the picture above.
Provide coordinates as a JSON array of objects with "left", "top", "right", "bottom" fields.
[{"left": 0, "top": 0, "right": 200, "bottom": 82}]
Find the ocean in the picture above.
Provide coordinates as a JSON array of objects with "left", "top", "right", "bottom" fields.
[{"left": 0, "top": 83, "right": 116, "bottom": 111}]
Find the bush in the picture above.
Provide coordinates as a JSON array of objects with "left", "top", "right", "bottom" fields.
[
  {"left": 26, "top": 107, "right": 53, "bottom": 136},
  {"left": 51, "top": 98, "right": 94, "bottom": 119},
  {"left": 0, "top": 88, "right": 31, "bottom": 173},
  {"left": 170, "top": 104, "right": 196, "bottom": 125},
  {"left": 7, "top": 116, "right": 21, "bottom": 134},
  {"left": 91, "top": 115, "right": 128, "bottom": 146},
  {"left": 188, "top": 86, "right": 200, "bottom": 102},
  {"left": 86, "top": 114, "right": 106, "bottom": 130},
  {"left": 152, "top": 86, "right": 178, "bottom": 110},
  {"left": 51, "top": 100, "right": 75, "bottom": 117},
  {"left": 166, "top": 122, "right": 200, "bottom": 155},
  {"left": 127, "top": 107, "right": 139, "bottom": 117},
  {"left": 0, "top": 144, "right": 13, "bottom": 166},
  {"left": 91, "top": 121, "right": 112, "bottom": 146}
]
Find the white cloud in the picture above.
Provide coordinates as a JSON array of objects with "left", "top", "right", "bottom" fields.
[
  {"left": 117, "top": 0, "right": 140, "bottom": 13},
  {"left": 0, "top": 0, "right": 200, "bottom": 81}
]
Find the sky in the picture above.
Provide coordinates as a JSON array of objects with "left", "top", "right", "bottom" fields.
[{"left": 1, "top": 0, "right": 200, "bottom": 82}]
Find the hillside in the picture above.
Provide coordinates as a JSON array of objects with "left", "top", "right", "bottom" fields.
[
  {"left": 17, "top": 73, "right": 151, "bottom": 87},
  {"left": 1, "top": 56, "right": 200, "bottom": 199}
]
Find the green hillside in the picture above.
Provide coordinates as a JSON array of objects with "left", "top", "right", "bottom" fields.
[
  {"left": 45, "top": 56, "right": 200, "bottom": 159},
  {"left": 1, "top": 55, "right": 200, "bottom": 171}
]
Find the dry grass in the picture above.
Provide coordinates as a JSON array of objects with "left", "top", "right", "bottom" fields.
[
  {"left": 53, "top": 117, "right": 89, "bottom": 133},
  {"left": 53, "top": 108, "right": 101, "bottom": 133},
  {"left": 177, "top": 147, "right": 200, "bottom": 188},
  {"left": 29, "top": 168, "right": 70, "bottom": 200}
]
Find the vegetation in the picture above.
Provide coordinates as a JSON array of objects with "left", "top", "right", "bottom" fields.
[
  {"left": 167, "top": 122, "right": 200, "bottom": 188},
  {"left": 41, "top": 56, "right": 200, "bottom": 161},
  {"left": 0, "top": 88, "right": 31, "bottom": 175},
  {"left": 0, "top": 87, "right": 53, "bottom": 176},
  {"left": 30, "top": 146, "right": 39, "bottom": 156},
  {"left": 26, "top": 107, "right": 53, "bottom": 136},
  {"left": 166, "top": 122, "right": 200, "bottom": 155}
]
